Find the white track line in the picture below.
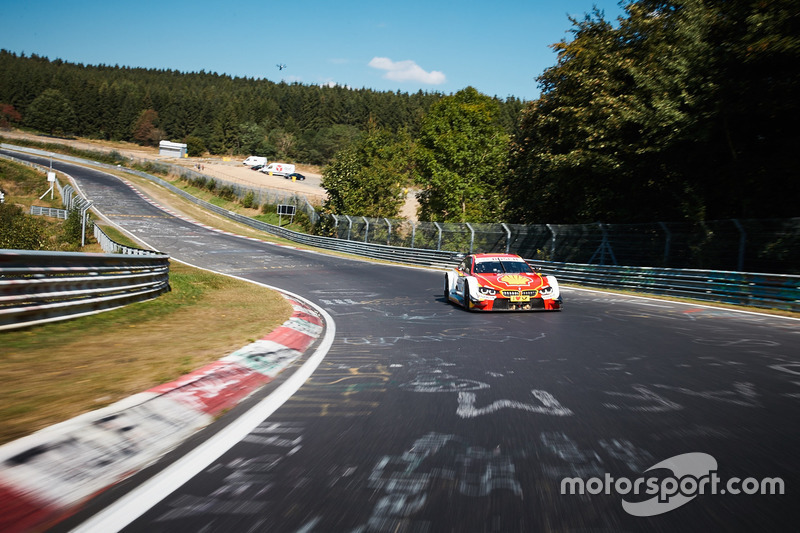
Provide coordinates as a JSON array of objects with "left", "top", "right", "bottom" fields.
[{"left": 70, "top": 277, "right": 335, "bottom": 533}]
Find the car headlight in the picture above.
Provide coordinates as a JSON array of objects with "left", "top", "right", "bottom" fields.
[
  {"left": 540, "top": 286, "right": 553, "bottom": 296},
  {"left": 478, "top": 286, "right": 497, "bottom": 296}
]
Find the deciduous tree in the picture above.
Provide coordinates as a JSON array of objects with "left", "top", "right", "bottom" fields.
[
  {"left": 24, "top": 89, "right": 77, "bottom": 136},
  {"left": 415, "top": 87, "right": 510, "bottom": 222},
  {"left": 322, "top": 128, "right": 416, "bottom": 218}
]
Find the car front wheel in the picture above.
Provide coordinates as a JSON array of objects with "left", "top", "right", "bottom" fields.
[{"left": 463, "top": 279, "right": 474, "bottom": 311}]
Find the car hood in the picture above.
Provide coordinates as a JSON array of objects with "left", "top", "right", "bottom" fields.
[{"left": 473, "top": 272, "right": 546, "bottom": 290}]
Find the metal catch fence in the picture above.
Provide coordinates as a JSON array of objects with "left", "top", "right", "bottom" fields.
[{"left": 319, "top": 215, "right": 800, "bottom": 275}]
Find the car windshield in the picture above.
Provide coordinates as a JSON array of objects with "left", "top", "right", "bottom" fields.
[
  {"left": 501, "top": 260, "right": 532, "bottom": 273},
  {"left": 473, "top": 259, "right": 532, "bottom": 274}
]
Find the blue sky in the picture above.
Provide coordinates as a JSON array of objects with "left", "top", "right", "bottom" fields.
[{"left": 1, "top": 0, "right": 627, "bottom": 101}]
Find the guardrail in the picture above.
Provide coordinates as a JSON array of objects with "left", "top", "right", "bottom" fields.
[
  {"left": 0, "top": 249, "right": 171, "bottom": 331},
  {"left": 185, "top": 201, "right": 800, "bottom": 311},
  {"left": 93, "top": 224, "right": 162, "bottom": 256},
  {"left": 2, "top": 146, "right": 797, "bottom": 312},
  {"left": 30, "top": 205, "right": 68, "bottom": 219},
  {"left": 527, "top": 260, "right": 799, "bottom": 312}
]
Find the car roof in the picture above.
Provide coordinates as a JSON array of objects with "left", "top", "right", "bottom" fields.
[{"left": 472, "top": 253, "right": 523, "bottom": 261}]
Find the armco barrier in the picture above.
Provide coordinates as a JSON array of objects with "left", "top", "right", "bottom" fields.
[
  {"left": 30, "top": 205, "right": 68, "bottom": 219},
  {"left": 528, "top": 260, "right": 800, "bottom": 312},
  {"left": 0, "top": 249, "right": 171, "bottom": 331},
  {"left": 93, "top": 224, "right": 162, "bottom": 256},
  {"left": 2, "top": 146, "right": 797, "bottom": 312}
]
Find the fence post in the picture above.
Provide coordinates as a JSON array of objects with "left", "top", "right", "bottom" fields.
[
  {"left": 658, "top": 221, "right": 671, "bottom": 267},
  {"left": 501, "top": 223, "right": 511, "bottom": 254},
  {"left": 589, "top": 223, "right": 617, "bottom": 265},
  {"left": 434, "top": 222, "right": 443, "bottom": 251},
  {"left": 344, "top": 215, "right": 353, "bottom": 241},
  {"left": 305, "top": 197, "right": 318, "bottom": 225},
  {"left": 411, "top": 221, "right": 417, "bottom": 249},
  {"left": 466, "top": 223, "right": 475, "bottom": 253},
  {"left": 363, "top": 216, "right": 370, "bottom": 243},
  {"left": 78, "top": 199, "right": 93, "bottom": 247},
  {"left": 732, "top": 219, "right": 746, "bottom": 272},
  {"left": 546, "top": 224, "right": 557, "bottom": 261},
  {"left": 384, "top": 218, "right": 392, "bottom": 245},
  {"left": 62, "top": 185, "right": 74, "bottom": 209}
]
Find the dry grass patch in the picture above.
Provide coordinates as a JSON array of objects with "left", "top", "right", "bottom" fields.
[{"left": 0, "top": 261, "right": 293, "bottom": 445}]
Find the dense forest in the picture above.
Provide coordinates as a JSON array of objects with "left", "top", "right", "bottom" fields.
[
  {"left": 0, "top": 49, "right": 524, "bottom": 166},
  {"left": 1, "top": 0, "right": 797, "bottom": 225}
]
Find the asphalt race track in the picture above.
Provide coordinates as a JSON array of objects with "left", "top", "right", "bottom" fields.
[{"left": 5, "top": 150, "right": 798, "bottom": 532}]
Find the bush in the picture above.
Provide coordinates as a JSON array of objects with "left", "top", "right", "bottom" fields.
[
  {"left": 0, "top": 203, "right": 46, "bottom": 249},
  {"left": 241, "top": 191, "right": 256, "bottom": 209},
  {"left": 61, "top": 208, "right": 85, "bottom": 245},
  {"left": 185, "top": 135, "right": 207, "bottom": 157},
  {"left": 217, "top": 185, "right": 236, "bottom": 201}
]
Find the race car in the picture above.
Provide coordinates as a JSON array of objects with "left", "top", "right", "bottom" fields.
[{"left": 444, "top": 253, "right": 562, "bottom": 311}]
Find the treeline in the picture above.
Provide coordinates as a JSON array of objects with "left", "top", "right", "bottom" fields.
[
  {"left": 0, "top": 49, "right": 523, "bottom": 165},
  {"left": 1, "top": 0, "right": 798, "bottom": 225}
]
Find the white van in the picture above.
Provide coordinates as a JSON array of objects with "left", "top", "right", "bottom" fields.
[
  {"left": 259, "top": 162, "right": 295, "bottom": 177},
  {"left": 243, "top": 156, "right": 267, "bottom": 167}
]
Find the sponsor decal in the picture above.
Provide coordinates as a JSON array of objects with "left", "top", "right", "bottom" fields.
[{"left": 497, "top": 273, "right": 534, "bottom": 286}]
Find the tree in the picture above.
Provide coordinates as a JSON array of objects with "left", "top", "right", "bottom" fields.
[
  {"left": 0, "top": 103, "right": 22, "bottom": 128},
  {"left": 208, "top": 102, "right": 239, "bottom": 154},
  {"left": 510, "top": 1, "right": 800, "bottom": 224},
  {"left": 0, "top": 202, "right": 46, "bottom": 249},
  {"left": 238, "top": 121, "right": 268, "bottom": 155},
  {"left": 131, "top": 108, "right": 164, "bottom": 146},
  {"left": 509, "top": 9, "right": 658, "bottom": 224},
  {"left": 269, "top": 128, "right": 297, "bottom": 161},
  {"left": 321, "top": 128, "right": 415, "bottom": 218},
  {"left": 24, "top": 88, "right": 77, "bottom": 136},
  {"left": 415, "top": 87, "right": 510, "bottom": 222},
  {"left": 185, "top": 135, "right": 207, "bottom": 157}
]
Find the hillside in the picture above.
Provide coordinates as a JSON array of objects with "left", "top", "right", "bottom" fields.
[{"left": 0, "top": 50, "right": 523, "bottom": 167}]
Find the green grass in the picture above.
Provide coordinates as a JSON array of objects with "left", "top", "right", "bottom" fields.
[{"left": 95, "top": 223, "right": 140, "bottom": 248}]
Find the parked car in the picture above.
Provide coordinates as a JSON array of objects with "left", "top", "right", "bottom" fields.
[
  {"left": 285, "top": 172, "right": 305, "bottom": 181},
  {"left": 251, "top": 164, "right": 265, "bottom": 171},
  {"left": 444, "top": 253, "right": 562, "bottom": 311},
  {"left": 243, "top": 156, "right": 267, "bottom": 167}
]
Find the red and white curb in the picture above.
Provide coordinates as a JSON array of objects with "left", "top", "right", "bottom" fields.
[{"left": 0, "top": 295, "right": 326, "bottom": 533}]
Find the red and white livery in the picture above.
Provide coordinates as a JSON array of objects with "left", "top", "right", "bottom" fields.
[{"left": 444, "top": 253, "right": 562, "bottom": 311}]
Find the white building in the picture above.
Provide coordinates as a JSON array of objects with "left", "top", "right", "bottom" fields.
[{"left": 158, "top": 140, "right": 187, "bottom": 158}]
